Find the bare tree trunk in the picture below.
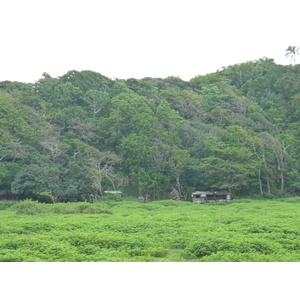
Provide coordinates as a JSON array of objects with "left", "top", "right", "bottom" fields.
[
  {"left": 258, "top": 166, "right": 263, "bottom": 194},
  {"left": 280, "top": 171, "right": 284, "bottom": 193},
  {"left": 266, "top": 176, "right": 271, "bottom": 193},
  {"left": 176, "top": 175, "right": 182, "bottom": 199}
]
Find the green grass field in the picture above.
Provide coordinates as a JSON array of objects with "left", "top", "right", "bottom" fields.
[{"left": 1, "top": 198, "right": 300, "bottom": 262}]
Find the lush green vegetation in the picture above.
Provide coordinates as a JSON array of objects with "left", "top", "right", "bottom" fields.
[
  {"left": 1, "top": 56, "right": 300, "bottom": 201},
  {"left": 0, "top": 198, "right": 300, "bottom": 262}
]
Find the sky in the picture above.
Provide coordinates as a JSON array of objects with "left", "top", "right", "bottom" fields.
[{"left": 1, "top": 0, "right": 299, "bottom": 83}]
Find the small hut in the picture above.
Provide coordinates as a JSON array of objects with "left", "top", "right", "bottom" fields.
[
  {"left": 104, "top": 190, "right": 122, "bottom": 195},
  {"left": 191, "top": 191, "right": 231, "bottom": 204}
]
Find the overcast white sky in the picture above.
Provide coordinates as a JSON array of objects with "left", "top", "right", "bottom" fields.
[{"left": 1, "top": 0, "right": 299, "bottom": 83}]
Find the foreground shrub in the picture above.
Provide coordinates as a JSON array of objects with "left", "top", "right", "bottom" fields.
[
  {"left": 0, "top": 201, "right": 15, "bottom": 211},
  {"left": 13, "top": 199, "right": 47, "bottom": 215},
  {"left": 278, "top": 197, "right": 300, "bottom": 203},
  {"left": 128, "top": 247, "right": 167, "bottom": 258},
  {"left": 50, "top": 202, "right": 112, "bottom": 214},
  {"left": 198, "top": 251, "right": 300, "bottom": 262},
  {"left": 12, "top": 199, "right": 112, "bottom": 215},
  {"left": 183, "top": 237, "right": 281, "bottom": 259},
  {"left": 2, "top": 198, "right": 300, "bottom": 262}
]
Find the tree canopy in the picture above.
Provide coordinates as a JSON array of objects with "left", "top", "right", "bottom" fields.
[{"left": 1, "top": 59, "right": 300, "bottom": 201}]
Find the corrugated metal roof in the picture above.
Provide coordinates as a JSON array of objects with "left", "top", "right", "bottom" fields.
[{"left": 192, "top": 191, "right": 230, "bottom": 195}]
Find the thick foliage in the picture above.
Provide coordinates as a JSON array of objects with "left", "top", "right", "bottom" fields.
[
  {"left": 12, "top": 199, "right": 112, "bottom": 215},
  {"left": 0, "top": 198, "right": 300, "bottom": 262},
  {"left": 1, "top": 60, "right": 300, "bottom": 200}
]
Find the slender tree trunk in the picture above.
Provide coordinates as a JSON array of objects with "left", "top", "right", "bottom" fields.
[
  {"left": 266, "top": 176, "right": 271, "bottom": 193},
  {"left": 258, "top": 166, "right": 263, "bottom": 194},
  {"left": 280, "top": 171, "right": 284, "bottom": 193},
  {"left": 260, "top": 152, "right": 271, "bottom": 193},
  {"left": 176, "top": 175, "right": 181, "bottom": 199}
]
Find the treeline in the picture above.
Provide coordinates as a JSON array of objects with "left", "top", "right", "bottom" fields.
[{"left": 1, "top": 57, "right": 300, "bottom": 202}]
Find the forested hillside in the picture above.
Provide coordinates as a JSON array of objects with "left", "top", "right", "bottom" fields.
[{"left": 1, "top": 57, "right": 300, "bottom": 202}]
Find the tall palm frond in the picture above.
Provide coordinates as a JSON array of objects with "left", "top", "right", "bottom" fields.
[{"left": 285, "top": 46, "right": 300, "bottom": 64}]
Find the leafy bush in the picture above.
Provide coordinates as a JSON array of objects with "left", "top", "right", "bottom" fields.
[
  {"left": 50, "top": 202, "right": 112, "bottom": 214},
  {"left": 102, "top": 193, "right": 122, "bottom": 201},
  {"left": 230, "top": 199, "right": 256, "bottom": 203},
  {"left": 198, "top": 251, "right": 268, "bottom": 262},
  {"left": 278, "top": 197, "right": 300, "bottom": 203},
  {"left": 13, "top": 199, "right": 47, "bottom": 215},
  {"left": 183, "top": 237, "right": 280, "bottom": 259},
  {"left": 12, "top": 200, "right": 112, "bottom": 215},
  {"left": 183, "top": 240, "right": 220, "bottom": 259},
  {"left": 1, "top": 198, "right": 300, "bottom": 261},
  {"left": 0, "top": 201, "right": 15, "bottom": 210}
]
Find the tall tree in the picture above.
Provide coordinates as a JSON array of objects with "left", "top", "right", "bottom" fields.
[
  {"left": 260, "top": 132, "right": 291, "bottom": 193},
  {"left": 84, "top": 89, "right": 110, "bottom": 118},
  {"left": 86, "top": 151, "right": 122, "bottom": 197},
  {"left": 285, "top": 46, "right": 300, "bottom": 64}
]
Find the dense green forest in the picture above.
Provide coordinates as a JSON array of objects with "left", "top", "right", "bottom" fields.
[{"left": 1, "top": 57, "right": 300, "bottom": 202}]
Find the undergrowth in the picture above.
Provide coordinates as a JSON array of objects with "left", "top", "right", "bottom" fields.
[
  {"left": 0, "top": 197, "right": 300, "bottom": 261},
  {"left": 11, "top": 199, "right": 112, "bottom": 215}
]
